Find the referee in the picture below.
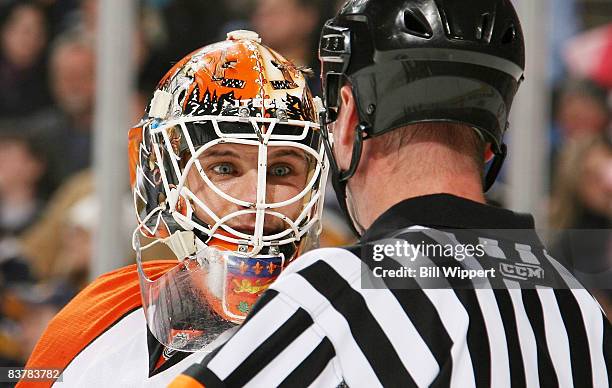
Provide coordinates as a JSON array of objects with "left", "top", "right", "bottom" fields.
[{"left": 171, "top": 0, "right": 611, "bottom": 386}]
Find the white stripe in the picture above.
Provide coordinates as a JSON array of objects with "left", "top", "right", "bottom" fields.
[
  {"left": 507, "top": 289, "right": 540, "bottom": 387},
  {"left": 207, "top": 295, "right": 299, "bottom": 379},
  {"left": 443, "top": 233, "right": 511, "bottom": 387},
  {"left": 308, "top": 357, "right": 343, "bottom": 388},
  {"left": 536, "top": 288, "right": 574, "bottom": 387},
  {"left": 422, "top": 290, "right": 476, "bottom": 388},
  {"left": 301, "top": 248, "right": 478, "bottom": 387},
  {"left": 286, "top": 247, "right": 443, "bottom": 385},
  {"left": 479, "top": 238, "right": 507, "bottom": 259},
  {"left": 244, "top": 326, "right": 323, "bottom": 387},
  {"left": 474, "top": 289, "right": 511, "bottom": 388},
  {"left": 279, "top": 247, "right": 362, "bottom": 279},
  {"left": 360, "top": 288, "right": 440, "bottom": 387},
  {"left": 272, "top": 274, "right": 383, "bottom": 387},
  {"left": 515, "top": 243, "right": 540, "bottom": 265},
  {"left": 572, "top": 289, "right": 609, "bottom": 387}
]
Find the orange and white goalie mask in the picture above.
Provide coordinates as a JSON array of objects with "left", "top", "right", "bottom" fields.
[{"left": 128, "top": 31, "right": 328, "bottom": 352}]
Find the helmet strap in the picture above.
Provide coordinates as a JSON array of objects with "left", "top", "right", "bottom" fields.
[
  {"left": 320, "top": 112, "right": 367, "bottom": 237},
  {"left": 484, "top": 143, "right": 507, "bottom": 192}
]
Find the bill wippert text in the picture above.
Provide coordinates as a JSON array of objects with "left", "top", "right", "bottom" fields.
[{"left": 371, "top": 266, "right": 496, "bottom": 280}]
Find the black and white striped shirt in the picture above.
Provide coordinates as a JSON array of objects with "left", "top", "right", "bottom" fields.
[{"left": 175, "top": 194, "right": 611, "bottom": 387}]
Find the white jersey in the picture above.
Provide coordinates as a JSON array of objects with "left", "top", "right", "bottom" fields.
[{"left": 21, "top": 261, "right": 224, "bottom": 388}]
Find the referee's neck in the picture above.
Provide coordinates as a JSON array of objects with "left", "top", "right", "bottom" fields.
[{"left": 348, "top": 148, "right": 485, "bottom": 230}]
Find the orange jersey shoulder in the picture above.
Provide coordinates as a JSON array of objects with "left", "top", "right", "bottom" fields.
[{"left": 19, "top": 260, "right": 176, "bottom": 388}]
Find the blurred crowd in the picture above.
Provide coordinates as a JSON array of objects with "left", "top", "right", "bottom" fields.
[{"left": 0, "top": 0, "right": 609, "bottom": 369}]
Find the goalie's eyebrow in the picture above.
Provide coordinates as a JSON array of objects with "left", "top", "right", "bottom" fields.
[
  {"left": 200, "top": 147, "right": 309, "bottom": 163},
  {"left": 269, "top": 149, "right": 312, "bottom": 166},
  {"left": 268, "top": 149, "right": 305, "bottom": 159},
  {"left": 203, "top": 149, "right": 243, "bottom": 158}
]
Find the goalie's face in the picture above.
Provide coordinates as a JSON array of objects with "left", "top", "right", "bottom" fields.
[
  {"left": 185, "top": 142, "right": 312, "bottom": 237},
  {"left": 131, "top": 32, "right": 330, "bottom": 352}
]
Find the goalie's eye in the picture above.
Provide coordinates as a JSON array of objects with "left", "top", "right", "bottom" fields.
[
  {"left": 269, "top": 164, "right": 292, "bottom": 177},
  {"left": 212, "top": 163, "right": 235, "bottom": 175}
]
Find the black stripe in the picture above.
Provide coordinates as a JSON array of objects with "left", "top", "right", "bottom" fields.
[
  {"left": 541, "top": 243, "right": 599, "bottom": 386},
  {"left": 244, "top": 289, "right": 279, "bottom": 324},
  {"left": 388, "top": 287, "right": 452, "bottom": 368},
  {"left": 395, "top": 231, "right": 491, "bottom": 387},
  {"left": 278, "top": 337, "right": 336, "bottom": 387},
  {"left": 199, "top": 344, "right": 223, "bottom": 367},
  {"left": 431, "top": 232, "right": 492, "bottom": 388},
  {"left": 493, "top": 290, "right": 526, "bottom": 386},
  {"left": 457, "top": 289, "right": 491, "bottom": 388},
  {"left": 225, "top": 308, "right": 313, "bottom": 386},
  {"left": 537, "top": 248, "right": 571, "bottom": 289},
  {"left": 361, "top": 254, "right": 453, "bottom": 385},
  {"left": 391, "top": 287, "right": 453, "bottom": 387},
  {"left": 602, "top": 311, "right": 612, "bottom": 388},
  {"left": 182, "top": 362, "right": 224, "bottom": 388},
  {"left": 458, "top": 235, "right": 527, "bottom": 387},
  {"left": 554, "top": 290, "right": 593, "bottom": 387},
  {"left": 522, "top": 290, "right": 559, "bottom": 388},
  {"left": 299, "top": 261, "right": 417, "bottom": 388}
]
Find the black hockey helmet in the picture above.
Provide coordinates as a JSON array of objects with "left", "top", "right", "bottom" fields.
[{"left": 318, "top": 0, "right": 525, "bottom": 233}]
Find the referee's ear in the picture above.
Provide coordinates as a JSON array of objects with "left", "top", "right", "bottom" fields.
[{"left": 333, "top": 85, "right": 360, "bottom": 170}]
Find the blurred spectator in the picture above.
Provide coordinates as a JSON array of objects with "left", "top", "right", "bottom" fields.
[
  {"left": 19, "top": 170, "right": 134, "bottom": 286},
  {"left": 20, "top": 170, "right": 93, "bottom": 281},
  {"left": 156, "top": 0, "right": 230, "bottom": 66},
  {"left": 0, "top": 125, "right": 46, "bottom": 295},
  {"left": 551, "top": 78, "right": 611, "bottom": 169},
  {"left": 550, "top": 135, "right": 611, "bottom": 314},
  {"left": 18, "top": 296, "right": 62, "bottom": 363},
  {"left": 0, "top": 127, "right": 44, "bottom": 367},
  {"left": 29, "top": 29, "right": 96, "bottom": 191},
  {"left": 554, "top": 79, "right": 610, "bottom": 141},
  {"left": 0, "top": 130, "right": 46, "bottom": 237},
  {"left": 1, "top": 282, "right": 75, "bottom": 365},
  {"left": 0, "top": 1, "right": 51, "bottom": 118},
  {"left": 77, "top": 0, "right": 97, "bottom": 35},
  {"left": 251, "top": 0, "right": 330, "bottom": 95},
  {"left": 37, "top": 0, "right": 80, "bottom": 38},
  {"left": 52, "top": 195, "right": 101, "bottom": 289},
  {"left": 0, "top": 125, "right": 47, "bottom": 367}
]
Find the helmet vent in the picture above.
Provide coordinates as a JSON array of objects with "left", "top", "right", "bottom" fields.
[
  {"left": 402, "top": 9, "right": 433, "bottom": 39},
  {"left": 476, "top": 13, "right": 493, "bottom": 43},
  {"left": 501, "top": 24, "right": 516, "bottom": 44}
]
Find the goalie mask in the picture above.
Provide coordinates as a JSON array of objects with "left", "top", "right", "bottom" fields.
[{"left": 128, "top": 31, "right": 328, "bottom": 351}]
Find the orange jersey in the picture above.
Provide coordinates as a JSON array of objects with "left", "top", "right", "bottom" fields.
[{"left": 18, "top": 261, "right": 223, "bottom": 388}]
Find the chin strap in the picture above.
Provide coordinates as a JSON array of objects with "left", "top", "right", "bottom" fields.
[
  {"left": 163, "top": 230, "right": 197, "bottom": 261},
  {"left": 484, "top": 143, "right": 507, "bottom": 192},
  {"left": 320, "top": 112, "right": 368, "bottom": 237}
]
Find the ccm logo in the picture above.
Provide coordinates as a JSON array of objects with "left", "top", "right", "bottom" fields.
[{"left": 499, "top": 262, "right": 544, "bottom": 281}]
